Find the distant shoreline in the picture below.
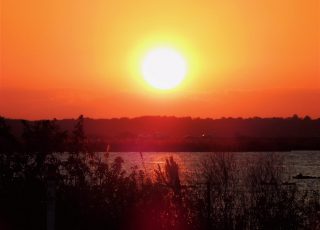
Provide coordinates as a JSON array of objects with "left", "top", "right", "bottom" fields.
[{"left": 2, "top": 115, "right": 320, "bottom": 151}]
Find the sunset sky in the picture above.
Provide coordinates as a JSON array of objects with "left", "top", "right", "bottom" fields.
[{"left": 1, "top": 0, "right": 319, "bottom": 119}]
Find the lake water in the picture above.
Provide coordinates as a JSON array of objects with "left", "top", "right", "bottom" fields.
[{"left": 105, "top": 151, "right": 320, "bottom": 190}]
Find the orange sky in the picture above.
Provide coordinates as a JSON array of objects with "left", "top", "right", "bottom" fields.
[{"left": 1, "top": 0, "right": 319, "bottom": 119}]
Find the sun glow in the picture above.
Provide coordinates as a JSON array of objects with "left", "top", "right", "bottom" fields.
[{"left": 141, "top": 47, "right": 187, "bottom": 90}]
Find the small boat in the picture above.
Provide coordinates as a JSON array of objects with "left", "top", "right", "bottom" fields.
[{"left": 293, "top": 173, "right": 319, "bottom": 179}]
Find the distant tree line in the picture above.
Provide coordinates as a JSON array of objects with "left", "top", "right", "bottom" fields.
[
  {"left": 0, "top": 116, "right": 319, "bottom": 230},
  {"left": 2, "top": 115, "right": 320, "bottom": 151}
]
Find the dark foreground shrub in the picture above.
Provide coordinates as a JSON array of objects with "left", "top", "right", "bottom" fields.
[{"left": 0, "top": 117, "right": 319, "bottom": 230}]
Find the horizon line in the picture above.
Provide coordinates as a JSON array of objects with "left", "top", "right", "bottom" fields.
[{"left": 2, "top": 114, "right": 320, "bottom": 121}]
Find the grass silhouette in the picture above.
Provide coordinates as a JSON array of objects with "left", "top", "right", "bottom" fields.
[{"left": 0, "top": 116, "right": 319, "bottom": 230}]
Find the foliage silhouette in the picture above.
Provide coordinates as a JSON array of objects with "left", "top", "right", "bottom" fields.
[{"left": 0, "top": 116, "right": 319, "bottom": 230}]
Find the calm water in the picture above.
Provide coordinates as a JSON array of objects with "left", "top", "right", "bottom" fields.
[{"left": 105, "top": 151, "right": 320, "bottom": 190}]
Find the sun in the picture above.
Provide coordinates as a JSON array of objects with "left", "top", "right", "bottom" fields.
[{"left": 141, "top": 47, "right": 187, "bottom": 90}]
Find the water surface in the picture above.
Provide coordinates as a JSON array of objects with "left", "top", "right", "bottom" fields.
[{"left": 105, "top": 151, "right": 320, "bottom": 190}]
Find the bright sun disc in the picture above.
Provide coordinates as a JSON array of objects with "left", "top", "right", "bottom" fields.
[{"left": 142, "top": 47, "right": 187, "bottom": 90}]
